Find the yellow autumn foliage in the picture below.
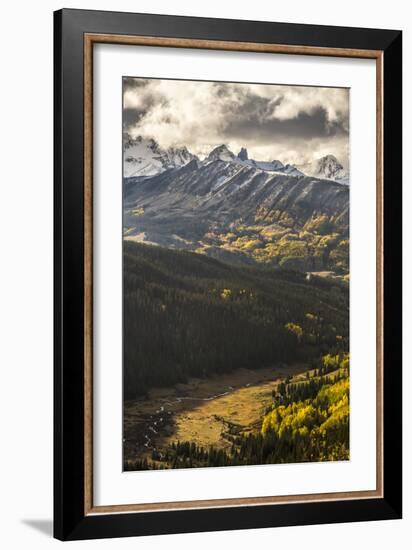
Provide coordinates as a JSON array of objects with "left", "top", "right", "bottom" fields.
[{"left": 261, "top": 371, "right": 349, "bottom": 461}]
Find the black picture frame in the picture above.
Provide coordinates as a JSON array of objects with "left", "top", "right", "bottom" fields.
[{"left": 54, "top": 8, "right": 402, "bottom": 541}]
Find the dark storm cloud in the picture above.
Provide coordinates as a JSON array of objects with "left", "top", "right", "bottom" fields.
[
  {"left": 123, "top": 78, "right": 159, "bottom": 131},
  {"left": 211, "top": 84, "right": 349, "bottom": 143},
  {"left": 218, "top": 89, "right": 281, "bottom": 120},
  {"left": 123, "top": 77, "right": 349, "bottom": 167},
  {"left": 123, "top": 77, "right": 150, "bottom": 92},
  {"left": 222, "top": 105, "right": 348, "bottom": 144},
  {"left": 123, "top": 108, "right": 145, "bottom": 131}
]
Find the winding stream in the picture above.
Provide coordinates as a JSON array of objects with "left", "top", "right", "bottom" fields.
[{"left": 142, "top": 387, "right": 248, "bottom": 448}]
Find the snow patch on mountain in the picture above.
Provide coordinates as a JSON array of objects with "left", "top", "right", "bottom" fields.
[
  {"left": 124, "top": 136, "right": 198, "bottom": 178},
  {"left": 205, "top": 144, "right": 236, "bottom": 163},
  {"left": 205, "top": 144, "right": 303, "bottom": 177},
  {"left": 124, "top": 137, "right": 345, "bottom": 184},
  {"left": 304, "top": 155, "right": 349, "bottom": 185}
]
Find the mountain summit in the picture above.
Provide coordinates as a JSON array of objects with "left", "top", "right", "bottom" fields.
[
  {"left": 237, "top": 147, "right": 248, "bottom": 161},
  {"left": 313, "top": 155, "right": 349, "bottom": 185},
  {"left": 124, "top": 136, "right": 198, "bottom": 178},
  {"left": 206, "top": 144, "right": 236, "bottom": 163}
]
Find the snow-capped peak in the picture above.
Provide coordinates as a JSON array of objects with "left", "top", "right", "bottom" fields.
[
  {"left": 124, "top": 138, "right": 348, "bottom": 185},
  {"left": 201, "top": 144, "right": 306, "bottom": 179},
  {"left": 315, "top": 155, "right": 342, "bottom": 178},
  {"left": 124, "top": 136, "right": 198, "bottom": 178},
  {"left": 313, "top": 155, "right": 349, "bottom": 185},
  {"left": 206, "top": 144, "right": 236, "bottom": 163}
]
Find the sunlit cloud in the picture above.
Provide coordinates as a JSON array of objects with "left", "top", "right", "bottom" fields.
[{"left": 123, "top": 77, "right": 349, "bottom": 168}]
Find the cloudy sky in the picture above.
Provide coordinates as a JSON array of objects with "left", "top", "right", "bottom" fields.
[{"left": 123, "top": 77, "right": 349, "bottom": 170}]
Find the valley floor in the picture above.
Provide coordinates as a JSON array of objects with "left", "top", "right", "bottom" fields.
[{"left": 123, "top": 363, "right": 309, "bottom": 470}]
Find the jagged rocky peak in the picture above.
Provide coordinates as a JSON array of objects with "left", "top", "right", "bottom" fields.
[
  {"left": 124, "top": 136, "right": 349, "bottom": 185},
  {"left": 167, "top": 145, "right": 196, "bottom": 165},
  {"left": 312, "top": 155, "right": 349, "bottom": 184},
  {"left": 207, "top": 144, "right": 235, "bottom": 162},
  {"left": 315, "top": 155, "right": 343, "bottom": 179},
  {"left": 123, "top": 135, "right": 197, "bottom": 178},
  {"left": 237, "top": 147, "right": 248, "bottom": 161}
]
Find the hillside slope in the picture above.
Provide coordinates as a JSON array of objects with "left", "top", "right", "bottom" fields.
[
  {"left": 124, "top": 155, "right": 349, "bottom": 273},
  {"left": 124, "top": 242, "right": 349, "bottom": 397}
]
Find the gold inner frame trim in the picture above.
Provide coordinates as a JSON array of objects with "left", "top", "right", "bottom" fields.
[{"left": 84, "top": 33, "right": 384, "bottom": 515}]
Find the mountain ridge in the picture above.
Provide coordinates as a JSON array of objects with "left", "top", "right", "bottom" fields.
[
  {"left": 124, "top": 136, "right": 348, "bottom": 184},
  {"left": 124, "top": 149, "right": 349, "bottom": 273}
]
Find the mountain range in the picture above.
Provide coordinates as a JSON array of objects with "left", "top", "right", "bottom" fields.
[
  {"left": 124, "top": 137, "right": 349, "bottom": 184},
  {"left": 123, "top": 137, "right": 350, "bottom": 274}
]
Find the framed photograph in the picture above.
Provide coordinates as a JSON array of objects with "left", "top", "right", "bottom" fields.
[{"left": 54, "top": 8, "right": 402, "bottom": 540}]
